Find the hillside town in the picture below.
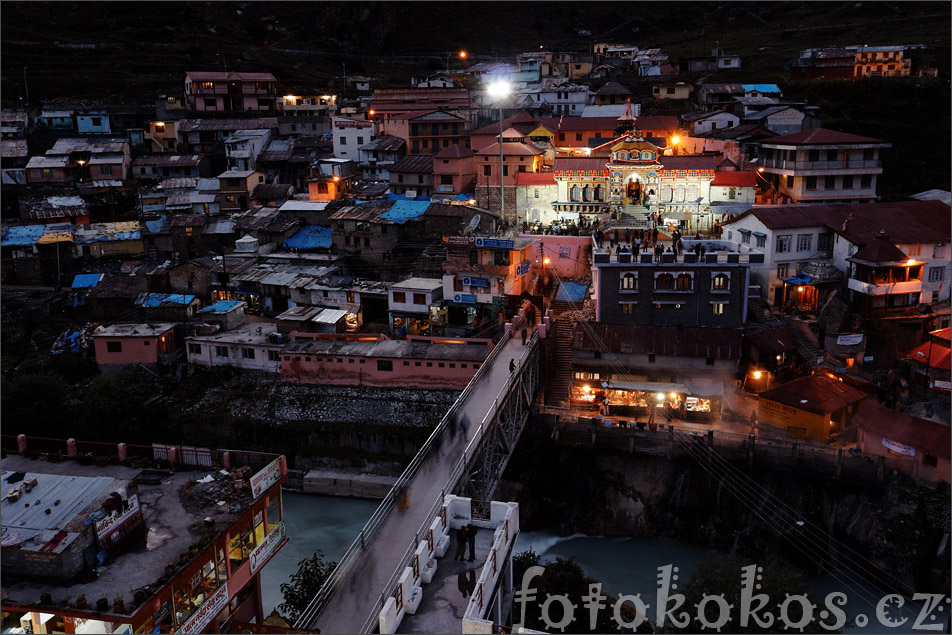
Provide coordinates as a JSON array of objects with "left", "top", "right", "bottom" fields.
[{"left": 2, "top": 22, "right": 950, "bottom": 635}]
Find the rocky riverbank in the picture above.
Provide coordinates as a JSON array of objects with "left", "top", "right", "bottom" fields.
[{"left": 497, "top": 415, "right": 950, "bottom": 593}]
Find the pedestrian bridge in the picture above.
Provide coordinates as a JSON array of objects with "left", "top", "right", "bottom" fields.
[{"left": 295, "top": 315, "right": 545, "bottom": 634}]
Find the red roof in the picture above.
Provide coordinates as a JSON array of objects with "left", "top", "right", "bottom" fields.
[
  {"left": 659, "top": 155, "right": 719, "bottom": 171},
  {"left": 474, "top": 141, "right": 544, "bottom": 156},
  {"left": 907, "top": 339, "right": 952, "bottom": 371},
  {"left": 848, "top": 230, "right": 911, "bottom": 265},
  {"left": 434, "top": 144, "right": 473, "bottom": 159},
  {"left": 542, "top": 117, "right": 619, "bottom": 132},
  {"left": 552, "top": 157, "right": 609, "bottom": 172},
  {"left": 711, "top": 171, "right": 757, "bottom": 187},
  {"left": 763, "top": 128, "right": 883, "bottom": 145},
  {"left": 515, "top": 172, "right": 556, "bottom": 186},
  {"left": 854, "top": 400, "right": 950, "bottom": 459},
  {"left": 633, "top": 115, "right": 679, "bottom": 132},
  {"left": 759, "top": 374, "right": 869, "bottom": 414}
]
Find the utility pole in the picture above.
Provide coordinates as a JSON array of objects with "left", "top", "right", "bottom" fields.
[{"left": 23, "top": 67, "right": 29, "bottom": 106}]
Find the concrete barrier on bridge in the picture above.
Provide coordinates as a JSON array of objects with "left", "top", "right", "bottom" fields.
[{"left": 302, "top": 469, "right": 398, "bottom": 499}]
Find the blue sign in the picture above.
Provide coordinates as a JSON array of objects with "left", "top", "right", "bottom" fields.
[
  {"left": 516, "top": 261, "right": 531, "bottom": 276},
  {"left": 453, "top": 294, "right": 477, "bottom": 304},
  {"left": 474, "top": 237, "right": 514, "bottom": 250},
  {"left": 462, "top": 276, "right": 490, "bottom": 288}
]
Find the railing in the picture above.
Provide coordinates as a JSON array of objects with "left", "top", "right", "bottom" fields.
[
  {"left": 759, "top": 159, "right": 882, "bottom": 171},
  {"left": 295, "top": 330, "right": 539, "bottom": 631}
]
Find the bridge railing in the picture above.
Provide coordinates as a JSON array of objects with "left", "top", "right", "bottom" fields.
[
  {"left": 296, "top": 330, "right": 537, "bottom": 630},
  {"left": 353, "top": 330, "right": 541, "bottom": 633}
]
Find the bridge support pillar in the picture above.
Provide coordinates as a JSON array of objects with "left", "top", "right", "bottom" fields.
[
  {"left": 707, "top": 430, "right": 714, "bottom": 447},
  {"left": 835, "top": 449, "right": 843, "bottom": 480}
]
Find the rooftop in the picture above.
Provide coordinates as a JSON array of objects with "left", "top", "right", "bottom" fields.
[
  {"left": 762, "top": 127, "right": 884, "bottom": 146},
  {"left": 392, "top": 277, "right": 444, "bottom": 292},
  {"left": 759, "top": 374, "right": 869, "bottom": 414},
  {"left": 92, "top": 323, "right": 177, "bottom": 338},
  {"left": 187, "top": 323, "right": 281, "bottom": 347},
  {"left": 573, "top": 323, "right": 742, "bottom": 359},
  {"left": 283, "top": 338, "right": 490, "bottom": 362}
]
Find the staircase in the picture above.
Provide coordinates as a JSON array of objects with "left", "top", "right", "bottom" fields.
[
  {"left": 546, "top": 317, "right": 575, "bottom": 407},
  {"left": 608, "top": 204, "right": 650, "bottom": 228},
  {"left": 787, "top": 318, "right": 825, "bottom": 368}
]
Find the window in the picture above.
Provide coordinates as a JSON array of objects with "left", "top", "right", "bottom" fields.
[
  {"left": 655, "top": 273, "right": 674, "bottom": 290},
  {"left": 712, "top": 303, "right": 726, "bottom": 316},
  {"left": 268, "top": 350, "right": 280, "bottom": 361},
  {"left": 818, "top": 232, "right": 833, "bottom": 252},
  {"left": 712, "top": 273, "right": 729, "bottom": 291},
  {"left": 675, "top": 273, "right": 693, "bottom": 291},
  {"left": 843, "top": 175, "right": 854, "bottom": 189},
  {"left": 826, "top": 149, "right": 837, "bottom": 161},
  {"left": 928, "top": 267, "right": 944, "bottom": 282},
  {"left": 808, "top": 150, "right": 820, "bottom": 162},
  {"left": 215, "top": 345, "right": 228, "bottom": 358},
  {"left": 106, "top": 341, "right": 122, "bottom": 353},
  {"left": 620, "top": 273, "right": 637, "bottom": 291},
  {"left": 493, "top": 250, "right": 510, "bottom": 266},
  {"left": 860, "top": 174, "right": 872, "bottom": 188},
  {"left": 797, "top": 234, "right": 812, "bottom": 252},
  {"left": 786, "top": 175, "right": 794, "bottom": 188},
  {"left": 777, "top": 263, "right": 789, "bottom": 278},
  {"left": 204, "top": 98, "right": 216, "bottom": 108},
  {"left": 317, "top": 182, "right": 328, "bottom": 193},
  {"left": 241, "top": 348, "right": 255, "bottom": 359},
  {"left": 863, "top": 148, "right": 875, "bottom": 161},
  {"left": 576, "top": 133, "right": 583, "bottom": 142},
  {"left": 188, "top": 343, "right": 202, "bottom": 355},
  {"left": 483, "top": 165, "right": 491, "bottom": 176},
  {"left": 339, "top": 136, "right": 347, "bottom": 145},
  {"left": 648, "top": 353, "right": 656, "bottom": 363},
  {"left": 741, "top": 231, "right": 751, "bottom": 245},
  {"left": 756, "top": 234, "right": 766, "bottom": 248},
  {"left": 824, "top": 175, "right": 835, "bottom": 189},
  {"left": 805, "top": 176, "right": 817, "bottom": 190},
  {"left": 776, "top": 235, "right": 792, "bottom": 253},
  {"left": 923, "top": 454, "right": 938, "bottom": 468},
  {"left": 413, "top": 293, "right": 426, "bottom": 305},
  {"left": 393, "top": 291, "right": 406, "bottom": 303},
  {"left": 728, "top": 187, "right": 737, "bottom": 200},
  {"left": 621, "top": 303, "right": 635, "bottom": 315},
  {"left": 357, "top": 137, "right": 364, "bottom": 145}
]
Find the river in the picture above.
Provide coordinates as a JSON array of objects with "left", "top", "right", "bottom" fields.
[{"left": 263, "top": 493, "right": 929, "bottom": 633}]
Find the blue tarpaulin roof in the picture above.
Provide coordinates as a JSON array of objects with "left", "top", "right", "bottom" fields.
[
  {"left": 71, "top": 273, "right": 104, "bottom": 289},
  {"left": 199, "top": 300, "right": 245, "bottom": 313},
  {"left": 1, "top": 225, "right": 48, "bottom": 247},
  {"left": 136, "top": 292, "right": 196, "bottom": 307},
  {"left": 283, "top": 225, "right": 332, "bottom": 251},
  {"left": 742, "top": 84, "right": 781, "bottom": 93},
  {"left": 556, "top": 282, "right": 588, "bottom": 302},
  {"left": 386, "top": 192, "right": 432, "bottom": 203},
  {"left": 379, "top": 200, "right": 430, "bottom": 224},
  {"left": 144, "top": 216, "right": 167, "bottom": 234},
  {"left": 784, "top": 275, "right": 815, "bottom": 285}
]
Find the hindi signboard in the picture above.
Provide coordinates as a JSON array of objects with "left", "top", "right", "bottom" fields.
[
  {"left": 836, "top": 333, "right": 864, "bottom": 346},
  {"left": 180, "top": 582, "right": 229, "bottom": 634},
  {"left": 474, "top": 237, "right": 514, "bottom": 250},
  {"left": 95, "top": 494, "right": 140, "bottom": 539},
  {"left": 250, "top": 458, "right": 282, "bottom": 499},
  {"left": 452, "top": 293, "right": 476, "bottom": 304},
  {"left": 882, "top": 437, "right": 916, "bottom": 457},
  {"left": 462, "top": 276, "right": 489, "bottom": 288},
  {"left": 516, "top": 260, "right": 531, "bottom": 276},
  {"left": 249, "top": 521, "right": 286, "bottom": 575}
]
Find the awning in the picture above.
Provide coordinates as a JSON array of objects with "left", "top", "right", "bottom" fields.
[
  {"left": 683, "top": 378, "right": 725, "bottom": 397},
  {"left": 603, "top": 380, "right": 690, "bottom": 394},
  {"left": 751, "top": 231, "right": 766, "bottom": 237},
  {"left": 784, "top": 275, "right": 815, "bottom": 285}
]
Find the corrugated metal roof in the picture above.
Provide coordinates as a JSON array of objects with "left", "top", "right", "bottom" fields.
[
  {"left": 1, "top": 225, "right": 51, "bottom": 247},
  {"left": 199, "top": 300, "right": 246, "bottom": 313},
  {"left": 390, "top": 154, "right": 434, "bottom": 174},
  {"left": 764, "top": 128, "right": 883, "bottom": 145},
  {"left": 283, "top": 225, "right": 332, "bottom": 250},
  {"left": 135, "top": 292, "right": 197, "bottom": 307},
  {"left": 312, "top": 308, "right": 349, "bottom": 324}
]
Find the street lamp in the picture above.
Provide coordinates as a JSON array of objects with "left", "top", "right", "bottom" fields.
[{"left": 487, "top": 80, "right": 510, "bottom": 222}]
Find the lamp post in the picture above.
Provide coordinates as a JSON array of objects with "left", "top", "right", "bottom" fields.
[{"left": 487, "top": 80, "right": 510, "bottom": 223}]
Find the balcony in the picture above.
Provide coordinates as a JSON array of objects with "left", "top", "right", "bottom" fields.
[
  {"left": 759, "top": 158, "right": 882, "bottom": 172},
  {"left": 848, "top": 278, "right": 922, "bottom": 296}
]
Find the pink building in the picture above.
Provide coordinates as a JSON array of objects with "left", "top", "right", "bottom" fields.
[
  {"left": 92, "top": 323, "right": 177, "bottom": 371},
  {"left": 433, "top": 144, "right": 476, "bottom": 198},
  {"left": 855, "top": 400, "right": 950, "bottom": 485},
  {"left": 88, "top": 153, "right": 130, "bottom": 180},
  {"left": 184, "top": 72, "right": 277, "bottom": 112},
  {"left": 521, "top": 235, "right": 593, "bottom": 279},
  {"left": 280, "top": 333, "right": 491, "bottom": 390},
  {"left": 25, "top": 156, "right": 71, "bottom": 184}
]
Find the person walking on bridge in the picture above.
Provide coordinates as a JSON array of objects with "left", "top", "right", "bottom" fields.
[{"left": 509, "top": 358, "right": 516, "bottom": 374}]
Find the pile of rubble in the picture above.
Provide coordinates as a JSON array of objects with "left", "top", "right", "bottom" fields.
[
  {"left": 557, "top": 298, "right": 596, "bottom": 324},
  {"left": 180, "top": 466, "right": 253, "bottom": 516}
]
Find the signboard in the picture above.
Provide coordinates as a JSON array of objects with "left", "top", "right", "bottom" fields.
[
  {"left": 933, "top": 380, "right": 951, "bottom": 391},
  {"left": 453, "top": 293, "right": 476, "bottom": 304},
  {"left": 250, "top": 521, "right": 287, "bottom": 574},
  {"left": 882, "top": 437, "right": 916, "bottom": 457},
  {"left": 180, "top": 582, "right": 229, "bottom": 635},
  {"left": 516, "top": 261, "right": 531, "bottom": 276},
  {"left": 836, "top": 333, "right": 864, "bottom": 346},
  {"left": 95, "top": 494, "right": 140, "bottom": 539},
  {"left": 250, "top": 458, "right": 282, "bottom": 499},
  {"left": 864, "top": 355, "right": 875, "bottom": 363},
  {"left": 443, "top": 235, "right": 475, "bottom": 246},
  {"left": 474, "top": 237, "right": 514, "bottom": 250},
  {"left": 461, "top": 276, "right": 489, "bottom": 288}
]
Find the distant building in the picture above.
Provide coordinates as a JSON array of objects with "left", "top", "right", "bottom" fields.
[
  {"left": 92, "top": 322, "right": 178, "bottom": 372},
  {"left": 184, "top": 71, "right": 278, "bottom": 112},
  {"left": 757, "top": 374, "right": 869, "bottom": 442}
]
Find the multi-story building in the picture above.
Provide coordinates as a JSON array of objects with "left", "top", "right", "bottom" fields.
[
  {"left": 331, "top": 115, "right": 376, "bottom": 161},
  {"left": 390, "top": 154, "right": 435, "bottom": 198},
  {"left": 1, "top": 438, "right": 289, "bottom": 634},
  {"left": 358, "top": 134, "right": 406, "bottom": 183},
  {"left": 846, "top": 229, "right": 925, "bottom": 316},
  {"left": 186, "top": 322, "right": 285, "bottom": 372},
  {"left": 383, "top": 109, "right": 470, "bottom": 155},
  {"left": 433, "top": 144, "right": 476, "bottom": 200},
  {"left": 279, "top": 92, "right": 338, "bottom": 115},
  {"left": 592, "top": 241, "right": 761, "bottom": 328},
  {"left": 389, "top": 277, "right": 444, "bottom": 336},
  {"left": 369, "top": 87, "right": 476, "bottom": 130},
  {"left": 217, "top": 169, "right": 265, "bottom": 212},
  {"left": 474, "top": 129, "right": 544, "bottom": 219},
  {"left": 184, "top": 71, "right": 277, "bottom": 112},
  {"left": 852, "top": 45, "right": 913, "bottom": 78},
  {"left": 757, "top": 128, "right": 890, "bottom": 204},
  {"left": 132, "top": 154, "right": 211, "bottom": 180},
  {"left": 441, "top": 234, "right": 539, "bottom": 328},
  {"left": 224, "top": 129, "right": 271, "bottom": 171}
]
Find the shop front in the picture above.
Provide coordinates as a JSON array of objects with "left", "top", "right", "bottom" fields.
[
  {"left": 390, "top": 312, "right": 431, "bottom": 337},
  {"left": 599, "top": 378, "right": 723, "bottom": 422}
]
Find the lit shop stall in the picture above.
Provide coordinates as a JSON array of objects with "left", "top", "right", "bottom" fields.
[{"left": 571, "top": 379, "right": 724, "bottom": 422}]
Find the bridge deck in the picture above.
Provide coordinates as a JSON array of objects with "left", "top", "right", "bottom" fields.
[{"left": 311, "top": 334, "right": 532, "bottom": 634}]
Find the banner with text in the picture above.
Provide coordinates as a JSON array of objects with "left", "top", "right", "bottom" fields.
[
  {"left": 250, "top": 521, "right": 287, "bottom": 574},
  {"left": 250, "top": 458, "right": 282, "bottom": 499},
  {"left": 180, "top": 582, "right": 229, "bottom": 635}
]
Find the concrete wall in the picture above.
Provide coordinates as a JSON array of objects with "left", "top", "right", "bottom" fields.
[
  {"left": 281, "top": 353, "right": 481, "bottom": 390},
  {"left": 302, "top": 470, "right": 396, "bottom": 498}
]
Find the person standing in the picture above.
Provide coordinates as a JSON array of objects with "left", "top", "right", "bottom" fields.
[
  {"left": 467, "top": 524, "right": 477, "bottom": 561},
  {"left": 509, "top": 358, "right": 516, "bottom": 374},
  {"left": 624, "top": 228, "right": 631, "bottom": 245},
  {"left": 455, "top": 525, "right": 468, "bottom": 561}
]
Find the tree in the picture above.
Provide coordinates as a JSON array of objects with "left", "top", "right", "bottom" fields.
[{"left": 279, "top": 550, "right": 337, "bottom": 624}]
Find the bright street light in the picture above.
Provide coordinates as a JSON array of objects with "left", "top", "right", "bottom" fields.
[
  {"left": 459, "top": 50, "right": 467, "bottom": 59},
  {"left": 487, "top": 80, "right": 510, "bottom": 100},
  {"left": 487, "top": 80, "right": 511, "bottom": 222}
]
